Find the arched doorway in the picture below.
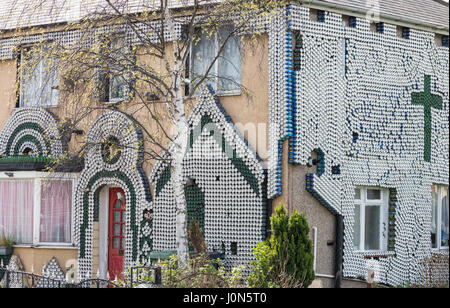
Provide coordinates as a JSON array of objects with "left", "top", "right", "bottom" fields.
[{"left": 95, "top": 186, "right": 127, "bottom": 281}]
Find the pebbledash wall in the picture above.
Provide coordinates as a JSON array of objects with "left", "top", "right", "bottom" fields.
[{"left": 267, "top": 5, "right": 448, "bottom": 286}]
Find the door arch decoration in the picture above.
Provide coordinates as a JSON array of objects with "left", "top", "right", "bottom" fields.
[{"left": 75, "top": 111, "right": 152, "bottom": 280}]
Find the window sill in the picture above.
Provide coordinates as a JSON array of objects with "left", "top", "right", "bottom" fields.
[
  {"left": 15, "top": 105, "right": 59, "bottom": 110},
  {"left": 216, "top": 90, "right": 242, "bottom": 97},
  {"left": 357, "top": 250, "right": 396, "bottom": 259},
  {"left": 13, "top": 244, "right": 77, "bottom": 250},
  {"left": 189, "top": 89, "right": 242, "bottom": 98},
  {"left": 431, "top": 248, "right": 449, "bottom": 255},
  {"left": 103, "top": 99, "right": 126, "bottom": 105}
]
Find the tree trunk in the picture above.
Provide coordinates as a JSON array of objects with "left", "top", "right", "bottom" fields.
[
  {"left": 171, "top": 120, "right": 189, "bottom": 266},
  {"left": 171, "top": 60, "right": 190, "bottom": 266},
  {"left": 164, "top": 3, "right": 190, "bottom": 267}
]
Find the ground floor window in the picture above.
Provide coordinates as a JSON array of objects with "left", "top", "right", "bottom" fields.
[
  {"left": 353, "top": 187, "right": 389, "bottom": 251},
  {"left": 431, "top": 185, "right": 449, "bottom": 250},
  {"left": 40, "top": 180, "right": 73, "bottom": 243},
  {"left": 0, "top": 173, "right": 75, "bottom": 246},
  {"left": 0, "top": 180, "right": 34, "bottom": 243}
]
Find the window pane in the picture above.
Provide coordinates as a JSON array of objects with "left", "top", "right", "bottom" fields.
[
  {"left": 193, "top": 31, "right": 217, "bottom": 90},
  {"left": 113, "top": 224, "right": 121, "bottom": 236},
  {"left": 20, "top": 46, "right": 59, "bottom": 107},
  {"left": 365, "top": 206, "right": 380, "bottom": 250},
  {"left": 109, "top": 37, "right": 128, "bottom": 101},
  {"left": 110, "top": 75, "right": 126, "bottom": 100},
  {"left": 367, "top": 189, "right": 381, "bottom": 200},
  {"left": 40, "top": 180, "right": 72, "bottom": 243},
  {"left": 0, "top": 180, "right": 34, "bottom": 244},
  {"left": 40, "top": 55, "right": 60, "bottom": 107},
  {"left": 353, "top": 204, "right": 361, "bottom": 249},
  {"left": 20, "top": 50, "right": 42, "bottom": 107},
  {"left": 218, "top": 28, "right": 241, "bottom": 92},
  {"left": 354, "top": 188, "right": 361, "bottom": 200},
  {"left": 114, "top": 211, "right": 121, "bottom": 222},
  {"left": 441, "top": 187, "right": 449, "bottom": 248},
  {"left": 431, "top": 185, "right": 439, "bottom": 248},
  {"left": 113, "top": 237, "right": 120, "bottom": 249},
  {"left": 114, "top": 200, "right": 122, "bottom": 209}
]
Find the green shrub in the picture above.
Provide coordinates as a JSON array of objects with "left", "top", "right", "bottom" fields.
[
  {"left": 0, "top": 233, "right": 14, "bottom": 247},
  {"left": 161, "top": 254, "right": 245, "bottom": 288},
  {"left": 248, "top": 203, "right": 315, "bottom": 288}
]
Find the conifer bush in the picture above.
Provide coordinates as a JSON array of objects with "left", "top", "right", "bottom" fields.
[{"left": 248, "top": 203, "right": 315, "bottom": 288}]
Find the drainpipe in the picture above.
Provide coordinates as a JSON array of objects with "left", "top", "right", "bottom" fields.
[{"left": 335, "top": 214, "right": 344, "bottom": 288}]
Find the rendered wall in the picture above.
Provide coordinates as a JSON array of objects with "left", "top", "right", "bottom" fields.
[{"left": 0, "top": 25, "right": 270, "bottom": 278}]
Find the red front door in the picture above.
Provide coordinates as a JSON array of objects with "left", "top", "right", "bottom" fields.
[{"left": 108, "top": 187, "right": 126, "bottom": 281}]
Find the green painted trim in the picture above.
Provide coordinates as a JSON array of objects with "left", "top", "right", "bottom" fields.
[
  {"left": 5, "top": 122, "right": 52, "bottom": 156},
  {"left": 79, "top": 170, "right": 139, "bottom": 262},
  {"left": 388, "top": 189, "right": 397, "bottom": 252},
  {"left": 185, "top": 182, "right": 205, "bottom": 234},
  {"left": 411, "top": 75, "right": 443, "bottom": 162},
  {"left": 13, "top": 135, "right": 43, "bottom": 156},
  {"left": 0, "top": 155, "right": 55, "bottom": 164},
  {"left": 187, "top": 114, "right": 261, "bottom": 196},
  {"left": 155, "top": 166, "right": 171, "bottom": 197}
]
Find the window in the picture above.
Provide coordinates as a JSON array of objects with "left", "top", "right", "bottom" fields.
[
  {"left": 19, "top": 45, "right": 60, "bottom": 107},
  {"left": 435, "top": 34, "right": 449, "bottom": 48},
  {"left": 310, "top": 9, "right": 326, "bottom": 23},
  {"left": 342, "top": 15, "right": 357, "bottom": 28},
  {"left": 191, "top": 26, "right": 241, "bottom": 94},
  {"left": 397, "top": 26, "right": 410, "bottom": 39},
  {"left": 0, "top": 174, "right": 75, "bottom": 246},
  {"left": 39, "top": 180, "right": 73, "bottom": 243},
  {"left": 370, "top": 22, "right": 384, "bottom": 34},
  {"left": 354, "top": 187, "right": 389, "bottom": 251},
  {"left": 431, "top": 185, "right": 449, "bottom": 250},
  {"left": 109, "top": 37, "right": 129, "bottom": 102},
  {"left": 0, "top": 180, "right": 34, "bottom": 244},
  {"left": 95, "top": 35, "right": 134, "bottom": 104}
]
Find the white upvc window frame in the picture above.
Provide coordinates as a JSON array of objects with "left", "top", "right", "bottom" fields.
[
  {"left": 18, "top": 44, "right": 60, "bottom": 108},
  {"left": 0, "top": 171, "right": 77, "bottom": 248},
  {"left": 190, "top": 26, "right": 242, "bottom": 97},
  {"left": 431, "top": 184, "right": 449, "bottom": 251},
  {"left": 354, "top": 187, "right": 389, "bottom": 252}
]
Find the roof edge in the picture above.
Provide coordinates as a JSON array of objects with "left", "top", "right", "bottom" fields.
[{"left": 294, "top": 0, "right": 449, "bottom": 35}]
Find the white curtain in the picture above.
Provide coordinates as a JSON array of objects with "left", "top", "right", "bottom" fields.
[
  {"left": 193, "top": 27, "right": 241, "bottom": 93},
  {"left": 40, "top": 180, "right": 72, "bottom": 243},
  {"left": 218, "top": 27, "right": 241, "bottom": 92},
  {"left": 193, "top": 31, "right": 217, "bottom": 90},
  {"left": 20, "top": 46, "right": 59, "bottom": 107},
  {"left": 0, "top": 180, "right": 34, "bottom": 244}
]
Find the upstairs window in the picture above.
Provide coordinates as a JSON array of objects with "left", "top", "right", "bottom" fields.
[
  {"left": 191, "top": 26, "right": 241, "bottom": 94},
  {"left": 435, "top": 34, "right": 449, "bottom": 48},
  {"left": 370, "top": 22, "right": 384, "bottom": 34},
  {"left": 109, "top": 37, "right": 129, "bottom": 103},
  {"left": 94, "top": 35, "right": 134, "bottom": 104},
  {"left": 342, "top": 15, "right": 357, "bottom": 28},
  {"left": 431, "top": 185, "right": 449, "bottom": 250},
  {"left": 19, "top": 45, "right": 60, "bottom": 107},
  {"left": 354, "top": 187, "right": 389, "bottom": 251},
  {"left": 397, "top": 26, "right": 410, "bottom": 39}
]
